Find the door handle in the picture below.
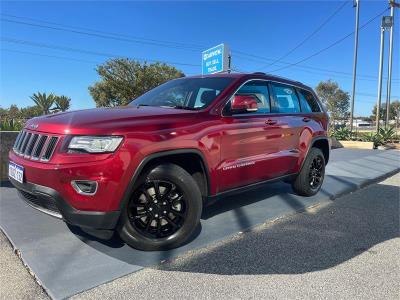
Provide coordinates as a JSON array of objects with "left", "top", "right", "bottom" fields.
[
  {"left": 265, "top": 119, "right": 277, "bottom": 125},
  {"left": 302, "top": 117, "right": 311, "bottom": 123}
]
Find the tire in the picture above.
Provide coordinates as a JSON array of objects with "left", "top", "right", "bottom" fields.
[
  {"left": 291, "top": 147, "right": 325, "bottom": 197},
  {"left": 118, "top": 163, "right": 202, "bottom": 251}
]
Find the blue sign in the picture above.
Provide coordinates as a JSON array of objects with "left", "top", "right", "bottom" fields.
[{"left": 202, "top": 44, "right": 229, "bottom": 75}]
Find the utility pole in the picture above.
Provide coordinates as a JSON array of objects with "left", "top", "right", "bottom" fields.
[
  {"left": 376, "top": 16, "right": 393, "bottom": 133},
  {"left": 385, "top": 0, "right": 398, "bottom": 128},
  {"left": 350, "top": 0, "right": 360, "bottom": 131}
]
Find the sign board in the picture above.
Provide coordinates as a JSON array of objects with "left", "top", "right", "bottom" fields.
[{"left": 202, "top": 44, "right": 230, "bottom": 75}]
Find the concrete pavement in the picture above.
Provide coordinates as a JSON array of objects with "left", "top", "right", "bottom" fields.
[
  {"left": 70, "top": 173, "right": 399, "bottom": 300},
  {"left": 1, "top": 166, "right": 399, "bottom": 299},
  {"left": 1, "top": 149, "right": 399, "bottom": 299}
]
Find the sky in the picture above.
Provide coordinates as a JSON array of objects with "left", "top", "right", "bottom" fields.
[{"left": 0, "top": 0, "right": 399, "bottom": 117}]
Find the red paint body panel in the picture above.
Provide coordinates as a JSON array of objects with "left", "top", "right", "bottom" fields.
[{"left": 9, "top": 73, "right": 329, "bottom": 214}]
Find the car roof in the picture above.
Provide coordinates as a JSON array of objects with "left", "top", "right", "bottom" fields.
[{"left": 185, "top": 72, "right": 311, "bottom": 90}]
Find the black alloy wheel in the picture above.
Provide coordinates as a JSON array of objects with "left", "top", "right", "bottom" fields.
[
  {"left": 291, "top": 147, "right": 325, "bottom": 197},
  {"left": 118, "top": 163, "right": 202, "bottom": 251},
  {"left": 128, "top": 180, "right": 186, "bottom": 239},
  {"left": 309, "top": 156, "right": 324, "bottom": 189}
]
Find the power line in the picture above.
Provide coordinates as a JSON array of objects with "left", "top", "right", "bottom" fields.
[
  {"left": 233, "top": 50, "right": 399, "bottom": 82},
  {"left": 269, "top": 7, "right": 390, "bottom": 73},
  {"left": 1, "top": 48, "right": 101, "bottom": 64},
  {"left": 0, "top": 13, "right": 204, "bottom": 51},
  {"left": 0, "top": 18, "right": 203, "bottom": 52},
  {"left": 260, "top": 0, "right": 349, "bottom": 70},
  {"left": 0, "top": 37, "right": 200, "bottom": 67},
  {"left": 3, "top": 12, "right": 398, "bottom": 82},
  {"left": 2, "top": 46, "right": 393, "bottom": 85}
]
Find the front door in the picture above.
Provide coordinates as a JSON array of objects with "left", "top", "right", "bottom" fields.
[{"left": 218, "top": 80, "right": 291, "bottom": 192}]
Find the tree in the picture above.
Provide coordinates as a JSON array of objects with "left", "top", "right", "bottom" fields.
[
  {"left": 30, "top": 92, "right": 55, "bottom": 115},
  {"left": 371, "top": 100, "right": 400, "bottom": 127},
  {"left": 20, "top": 105, "right": 42, "bottom": 119},
  {"left": 88, "top": 58, "right": 184, "bottom": 107},
  {"left": 8, "top": 104, "right": 20, "bottom": 119},
  {"left": 315, "top": 80, "right": 350, "bottom": 126},
  {"left": 0, "top": 106, "right": 7, "bottom": 119},
  {"left": 53, "top": 95, "right": 71, "bottom": 112}
]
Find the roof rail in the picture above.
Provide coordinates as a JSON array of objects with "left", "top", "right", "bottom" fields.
[{"left": 252, "top": 72, "right": 303, "bottom": 85}]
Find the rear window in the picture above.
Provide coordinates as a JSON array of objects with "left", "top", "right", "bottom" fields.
[{"left": 270, "top": 83, "right": 300, "bottom": 113}]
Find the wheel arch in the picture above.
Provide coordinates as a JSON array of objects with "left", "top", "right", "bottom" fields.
[
  {"left": 311, "top": 137, "right": 330, "bottom": 164},
  {"left": 119, "top": 149, "right": 211, "bottom": 210}
]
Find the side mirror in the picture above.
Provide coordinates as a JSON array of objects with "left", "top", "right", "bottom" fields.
[{"left": 231, "top": 95, "right": 258, "bottom": 113}]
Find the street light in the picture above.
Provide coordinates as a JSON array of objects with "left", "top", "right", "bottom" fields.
[
  {"left": 350, "top": 0, "right": 360, "bottom": 132},
  {"left": 385, "top": 1, "right": 397, "bottom": 128},
  {"left": 376, "top": 16, "right": 393, "bottom": 133}
]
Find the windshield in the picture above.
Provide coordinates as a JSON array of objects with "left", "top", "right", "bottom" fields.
[{"left": 129, "top": 77, "right": 234, "bottom": 110}]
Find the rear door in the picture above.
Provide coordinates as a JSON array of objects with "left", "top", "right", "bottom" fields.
[{"left": 268, "top": 82, "right": 305, "bottom": 174}]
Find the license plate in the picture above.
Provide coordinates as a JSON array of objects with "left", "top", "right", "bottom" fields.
[{"left": 9, "top": 161, "right": 24, "bottom": 183}]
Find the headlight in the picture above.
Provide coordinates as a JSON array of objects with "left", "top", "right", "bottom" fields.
[{"left": 68, "top": 136, "right": 123, "bottom": 153}]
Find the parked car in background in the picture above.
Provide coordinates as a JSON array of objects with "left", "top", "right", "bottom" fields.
[{"left": 9, "top": 72, "right": 330, "bottom": 250}]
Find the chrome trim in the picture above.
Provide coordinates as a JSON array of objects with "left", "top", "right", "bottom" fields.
[
  {"left": 12, "top": 130, "right": 59, "bottom": 162},
  {"left": 19, "top": 132, "right": 32, "bottom": 155},
  {"left": 23, "top": 133, "right": 37, "bottom": 158},
  {"left": 30, "top": 134, "right": 44, "bottom": 160},
  {"left": 221, "top": 78, "right": 322, "bottom": 117},
  {"left": 22, "top": 197, "right": 62, "bottom": 219},
  {"left": 13, "top": 131, "right": 23, "bottom": 151},
  {"left": 40, "top": 136, "right": 59, "bottom": 162},
  {"left": 17, "top": 131, "right": 27, "bottom": 153},
  {"left": 16, "top": 131, "right": 28, "bottom": 154},
  {"left": 71, "top": 180, "right": 98, "bottom": 196}
]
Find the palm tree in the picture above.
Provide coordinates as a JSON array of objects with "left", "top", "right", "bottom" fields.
[
  {"left": 53, "top": 95, "right": 71, "bottom": 112},
  {"left": 30, "top": 92, "right": 55, "bottom": 115}
]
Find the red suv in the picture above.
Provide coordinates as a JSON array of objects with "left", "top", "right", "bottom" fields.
[{"left": 9, "top": 73, "right": 329, "bottom": 250}]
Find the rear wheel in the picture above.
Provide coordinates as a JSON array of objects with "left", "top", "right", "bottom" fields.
[
  {"left": 291, "top": 147, "right": 325, "bottom": 196},
  {"left": 118, "top": 163, "right": 202, "bottom": 251}
]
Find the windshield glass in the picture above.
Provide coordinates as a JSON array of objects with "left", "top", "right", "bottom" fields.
[{"left": 129, "top": 77, "right": 234, "bottom": 110}]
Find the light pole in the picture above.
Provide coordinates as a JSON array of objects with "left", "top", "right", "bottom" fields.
[
  {"left": 350, "top": 0, "right": 360, "bottom": 132},
  {"left": 385, "top": 1, "right": 397, "bottom": 128},
  {"left": 376, "top": 16, "right": 393, "bottom": 133}
]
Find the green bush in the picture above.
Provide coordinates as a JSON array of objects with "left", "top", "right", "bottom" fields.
[
  {"left": 362, "top": 132, "right": 383, "bottom": 148},
  {"left": 0, "top": 119, "right": 23, "bottom": 131},
  {"left": 360, "top": 127, "right": 397, "bottom": 148},
  {"left": 330, "top": 127, "right": 353, "bottom": 141},
  {"left": 377, "top": 127, "right": 396, "bottom": 144}
]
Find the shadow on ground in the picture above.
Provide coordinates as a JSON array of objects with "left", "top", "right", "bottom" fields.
[{"left": 157, "top": 181, "right": 400, "bottom": 275}]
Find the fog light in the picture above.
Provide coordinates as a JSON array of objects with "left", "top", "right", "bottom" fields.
[{"left": 71, "top": 180, "right": 98, "bottom": 195}]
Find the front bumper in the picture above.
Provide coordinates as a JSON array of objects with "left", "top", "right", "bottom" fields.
[{"left": 9, "top": 177, "right": 120, "bottom": 229}]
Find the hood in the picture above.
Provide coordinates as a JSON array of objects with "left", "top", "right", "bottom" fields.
[{"left": 25, "top": 106, "right": 198, "bottom": 135}]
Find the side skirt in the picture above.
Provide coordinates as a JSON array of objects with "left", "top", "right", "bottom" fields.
[{"left": 204, "top": 173, "right": 297, "bottom": 206}]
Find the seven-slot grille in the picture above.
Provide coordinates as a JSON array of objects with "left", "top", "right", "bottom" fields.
[{"left": 13, "top": 130, "right": 59, "bottom": 162}]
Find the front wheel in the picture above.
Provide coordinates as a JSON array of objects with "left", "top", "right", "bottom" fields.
[
  {"left": 291, "top": 148, "right": 325, "bottom": 196},
  {"left": 118, "top": 163, "right": 202, "bottom": 251}
]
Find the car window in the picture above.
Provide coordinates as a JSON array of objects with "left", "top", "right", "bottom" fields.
[
  {"left": 298, "top": 89, "right": 321, "bottom": 112},
  {"left": 131, "top": 77, "right": 234, "bottom": 110},
  {"left": 270, "top": 83, "right": 300, "bottom": 113},
  {"left": 229, "top": 80, "right": 270, "bottom": 114}
]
